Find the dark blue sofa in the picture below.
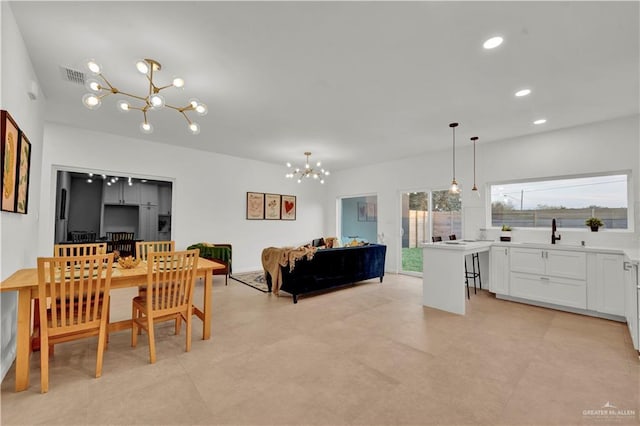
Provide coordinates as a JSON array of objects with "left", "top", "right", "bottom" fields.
[{"left": 265, "top": 244, "right": 387, "bottom": 303}]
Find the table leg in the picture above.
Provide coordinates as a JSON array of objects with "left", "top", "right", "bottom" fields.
[
  {"left": 15, "top": 288, "right": 32, "bottom": 391},
  {"left": 202, "top": 273, "right": 212, "bottom": 340}
]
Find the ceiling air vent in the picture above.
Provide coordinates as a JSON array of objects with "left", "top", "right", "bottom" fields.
[{"left": 60, "top": 66, "right": 85, "bottom": 85}]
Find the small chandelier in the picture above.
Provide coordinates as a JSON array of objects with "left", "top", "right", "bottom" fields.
[
  {"left": 285, "top": 152, "right": 330, "bottom": 184},
  {"left": 449, "top": 122, "right": 460, "bottom": 194},
  {"left": 81, "top": 58, "right": 207, "bottom": 135}
]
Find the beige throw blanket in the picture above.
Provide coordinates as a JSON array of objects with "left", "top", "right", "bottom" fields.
[{"left": 261, "top": 246, "right": 317, "bottom": 295}]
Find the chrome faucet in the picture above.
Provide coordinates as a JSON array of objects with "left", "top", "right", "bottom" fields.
[{"left": 551, "top": 218, "right": 561, "bottom": 244}]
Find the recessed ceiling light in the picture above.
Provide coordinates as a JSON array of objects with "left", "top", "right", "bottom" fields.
[
  {"left": 515, "top": 89, "right": 531, "bottom": 97},
  {"left": 483, "top": 36, "right": 503, "bottom": 49},
  {"left": 533, "top": 119, "right": 547, "bottom": 125}
]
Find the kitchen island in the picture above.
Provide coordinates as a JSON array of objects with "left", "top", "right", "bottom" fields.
[{"left": 422, "top": 240, "right": 493, "bottom": 315}]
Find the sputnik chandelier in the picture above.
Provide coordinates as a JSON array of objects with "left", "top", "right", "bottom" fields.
[
  {"left": 285, "top": 152, "right": 330, "bottom": 184},
  {"left": 81, "top": 58, "right": 207, "bottom": 135}
]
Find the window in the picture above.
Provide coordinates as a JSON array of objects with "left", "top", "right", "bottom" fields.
[
  {"left": 432, "top": 190, "right": 462, "bottom": 238},
  {"left": 490, "top": 173, "right": 629, "bottom": 229}
]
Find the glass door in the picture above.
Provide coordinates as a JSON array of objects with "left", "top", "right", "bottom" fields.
[{"left": 401, "top": 191, "right": 429, "bottom": 274}]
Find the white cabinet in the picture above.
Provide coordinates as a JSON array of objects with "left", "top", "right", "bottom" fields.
[
  {"left": 594, "top": 254, "right": 625, "bottom": 316},
  {"left": 490, "top": 246, "right": 509, "bottom": 295},
  {"left": 623, "top": 259, "right": 639, "bottom": 351},
  {"left": 139, "top": 205, "right": 158, "bottom": 242},
  {"left": 140, "top": 183, "right": 158, "bottom": 206},
  {"left": 103, "top": 181, "right": 140, "bottom": 205},
  {"left": 509, "top": 247, "right": 587, "bottom": 309}
]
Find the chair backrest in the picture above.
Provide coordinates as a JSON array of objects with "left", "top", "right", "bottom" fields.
[
  {"left": 432, "top": 236, "right": 442, "bottom": 242},
  {"left": 145, "top": 249, "right": 199, "bottom": 315},
  {"left": 109, "top": 231, "right": 135, "bottom": 241},
  {"left": 449, "top": 234, "right": 457, "bottom": 240},
  {"left": 136, "top": 240, "right": 175, "bottom": 262},
  {"left": 54, "top": 243, "right": 107, "bottom": 256},
  {"left": 37, "top": 253, "right": 114, "bottom": 335},
  {"left": 70, "top": 231, "right": 96, "bottom": 243},
  {"left": 110, "top": 240, "right": 135, "bottom": 257}
]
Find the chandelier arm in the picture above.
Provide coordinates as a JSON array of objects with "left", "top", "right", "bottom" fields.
[
  {"left": 97, "top": 74, "right": 117, "bottom": 92},
  {"left": 179, "top": 110, "right": 193, "bottom": 124},
  {"left": 143, "top": 110, "right": 149, "bottom": 124},
  {"left": 164, "top": 104, "right": 184, "bottom": 111},
  {"left": 115, "top": 91, "right": 149, "bottom": 103},
  {"left": 155, "top": 83, "right": 174, "bottom": 91}
]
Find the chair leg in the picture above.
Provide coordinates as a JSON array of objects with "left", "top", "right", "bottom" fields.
[
  {"left": 131, "top": 305, "right": 139, "bottom": 348},
  {"left": 96, "top": 323, "right": 107, "bottom": 378},
  {"left": 40, "top": 332, "right": 49, "bottom": 393},
  {"left": 185, "top": 308, "right": 192, "bottom": 353},
  {"left": 147, "top": 317, "right": 157, "bottom": 364},
  {"left": 475, "top": 253, "right": 482, "bottom": 290}
]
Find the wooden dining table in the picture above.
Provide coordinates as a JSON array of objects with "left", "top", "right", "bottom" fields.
[{"left": 0, "top": 257, "right": 225, "bottom": 392}]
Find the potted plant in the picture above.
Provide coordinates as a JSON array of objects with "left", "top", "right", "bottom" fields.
[
  {"left": 585, "top": 217, "right": 604, "bottom": 232},
  {"left": 500, "top": 225, "right": 512, "bottom": 241}
]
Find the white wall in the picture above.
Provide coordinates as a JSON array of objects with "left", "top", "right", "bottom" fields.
[
  {"left": 325, "top": 115, "right": 640, "bottom": 273},
  {"left": 0, "top": 3, "right": 46, "bottom": 380},
  {"left": 38, "top": 123, "right": 326, "bottom": 273}
]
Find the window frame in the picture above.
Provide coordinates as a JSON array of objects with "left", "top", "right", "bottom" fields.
[{"left": 486, "top": 170, "right": 633, "bottom": 232}]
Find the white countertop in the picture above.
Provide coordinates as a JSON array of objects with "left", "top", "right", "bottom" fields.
[{"left": 422, "top": 240, "right": 640, "bottom": 263}]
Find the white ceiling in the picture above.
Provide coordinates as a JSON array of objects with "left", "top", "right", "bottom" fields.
[{"left": 9, "top": 1, "right": 639, "bottom": 172}]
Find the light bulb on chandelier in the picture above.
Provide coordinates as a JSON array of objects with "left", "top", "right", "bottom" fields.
[
  {"left": 81, "top": 58, "right": 207, "bottom": 135},
  {"left": 285, "top": 152, "right": 329, "bottom": 184}
]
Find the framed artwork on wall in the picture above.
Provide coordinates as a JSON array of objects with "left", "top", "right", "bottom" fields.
[
  {"left": 366, "top": 203, "right": 377, "bottom": 221},
  {"left": 1, "top": 110, "right": 20, "bottom": 213},
  {"left": 357, "top": 202, "right": 367, "bottom": 221},
  {"left": 281, "top": 195, "right": 296, "bottom": 220},
  {"left": 15, "top": 132, "right": 31, "bottom": 214},
  {"left": 265, "top": 193, "right": 281, "bottom": 220},
  {"left": 246, "top": 192, "right": 265, "bottom": 220}
]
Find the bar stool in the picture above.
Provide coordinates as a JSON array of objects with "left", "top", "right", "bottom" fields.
[{"left": 448, "top": 235, "right": 481, "bottom": 299}]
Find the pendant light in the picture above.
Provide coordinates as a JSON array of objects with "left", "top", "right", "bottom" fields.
[
  {"left": 470, "top": 136, "right": 480, "bottom": 198},
  {"left": 449, "top": 122, "right": 460, "bottom": 194}
]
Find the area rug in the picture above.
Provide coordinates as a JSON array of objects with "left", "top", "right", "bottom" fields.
[{"left": 230, "top": 271, "right": 270, "bottom": 293}]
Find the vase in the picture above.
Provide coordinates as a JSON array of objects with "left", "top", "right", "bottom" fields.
[{"left": 590, "top": 226, "right": 599, "bottom": 232}]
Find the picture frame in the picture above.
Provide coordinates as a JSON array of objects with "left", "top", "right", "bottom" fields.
[
  {"left": 246, "top": 192, "right": 265, "bottom": 220},
  {"left": 265, "top": 193, "right": 281, "bottom": 220},
  {"left": 357, "top": 202, "right": 367, "bottom": 221},
  {"left": 366, "top": 202, "right": 377, "bottom": 221},
  {"left": 15, "top": 132, "right": 31, "bottom": 214},
  {"left": 281, "top": 195, "right": 296, "bottom": 220},
  {"left": 1, "top": 110, "right": 20, "bottom": 213}
]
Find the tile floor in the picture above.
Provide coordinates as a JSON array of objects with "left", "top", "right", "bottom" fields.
[{"left": 1, "top": 274, "right": 638, "bottom": 425}]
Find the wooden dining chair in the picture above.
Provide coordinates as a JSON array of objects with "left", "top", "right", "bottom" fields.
[
  {"left": 54, "top": 242, "right": 107, "bottom": 256},
  {"left": 136, "top": 241, "right": 175, "bottom": 262},
  {"left": 131, "top": 249, "right": 199, "bottom": 364},
  {"left": 37, "top": 253, "right": 114, "bottom": 393},
  {"left": 35, "top": 243, "right": 110, "bottom": 352}
]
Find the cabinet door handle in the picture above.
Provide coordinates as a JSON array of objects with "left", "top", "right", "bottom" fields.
[
  {"left": 540, "top": 277, "right": 550, "bottom": 281},
  {"left": 504, "top": 248, "right": 507, "bottom": 255},
  {"left": 541, "top": 251, "right": 544, "bottom": 259},
  {"left": 623, "top": 261, "right": 633, "bottom": 271}
]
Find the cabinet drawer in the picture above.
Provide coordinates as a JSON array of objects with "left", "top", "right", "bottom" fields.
[{"left": 510, "top": 272, "right": 586, "bottom": 309}]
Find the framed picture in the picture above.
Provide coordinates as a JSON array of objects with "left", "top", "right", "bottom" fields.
[
  {"left": 357, "top": 202, "right": 367, "bottom": 221},
  {"left": 246, "top": 192, "right": 265, "bottom": 220},
  {"left": 1, "top": 110, "right": 20, "bottom": 213},
  {"left": 281, "top": 195, "right": 296, "bottom": 220},
  {"left": 265, "top": 193, "right": 281, "bottom": 220},
  {"left": 367, "top": 203, "right": 377, "bottom": 221},
  {"left": 15, "top": 132, "right": 31, "bottom": 214}
]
